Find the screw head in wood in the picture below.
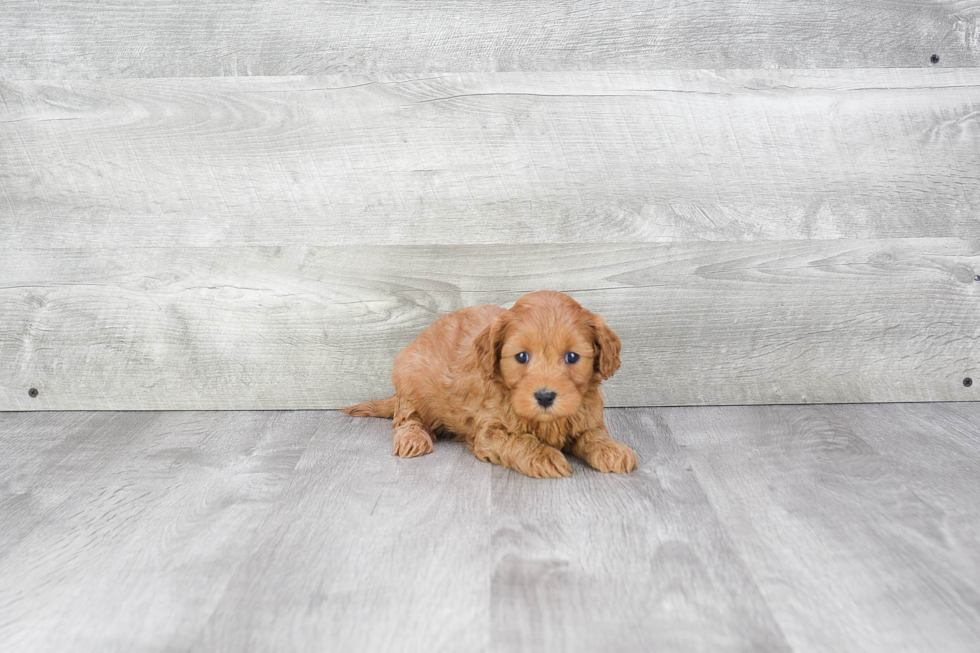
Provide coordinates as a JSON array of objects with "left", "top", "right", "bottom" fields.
[
  {"left": 28, "top": 388, "right": 38, "bottom": 398},
  {"left": 965, "top": 378, "right": 974, "bottom": 388},
  {"left": 930, "top": 54, "right": 940, "bottom": 64}
]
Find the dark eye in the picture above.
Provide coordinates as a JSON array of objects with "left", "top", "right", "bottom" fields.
[
  {"left": 564, "top": 352, "right": 580, "bottom": 364},
  {"left": 515, "top": 351, "right": 529, "bottom": 364}
]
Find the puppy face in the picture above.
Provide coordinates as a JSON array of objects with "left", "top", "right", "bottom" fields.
[{"left": 475, "top": 291, "right": 621, "bottom": 422}]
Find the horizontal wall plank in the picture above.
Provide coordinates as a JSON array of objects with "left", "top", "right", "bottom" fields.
[
  {"left": 1, "top": 240, "right": 977, "bottom": 410},
  {"left": 1, "top": 1, "right": 976, "bottom": 79},
  {"left": 3, "top": 70, "right": 979, "bottom": 248}
]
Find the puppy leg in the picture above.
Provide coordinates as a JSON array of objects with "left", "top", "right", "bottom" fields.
[
  {"left": 567, "top": 426, "right": 637, "bottom": 474},
  {"left": 470, "top": 424, "right": 572, "bottom": 479},
  {"left": 391, "top": 395, "right": 434, "bottom": 458}
]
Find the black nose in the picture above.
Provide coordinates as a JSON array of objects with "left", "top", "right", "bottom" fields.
[{"left": 534, "top": 389, "right": 557, "bottom": 408}]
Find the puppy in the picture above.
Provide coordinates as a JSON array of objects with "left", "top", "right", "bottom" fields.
[{"left": 342, "top": 290, "right": 636, "bottom": 478}]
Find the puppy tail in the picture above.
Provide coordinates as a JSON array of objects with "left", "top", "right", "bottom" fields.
[{"left": 340, "top": 395, "right": 397, "bottom": 419}]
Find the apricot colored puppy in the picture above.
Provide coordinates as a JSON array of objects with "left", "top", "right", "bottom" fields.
[{"left": 342, "top": 290, "right": 636, "bottom": 478}]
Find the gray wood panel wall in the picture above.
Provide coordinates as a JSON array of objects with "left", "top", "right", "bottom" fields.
[{"left": 1, "top": 2, "right": 978, "bottom": 409}]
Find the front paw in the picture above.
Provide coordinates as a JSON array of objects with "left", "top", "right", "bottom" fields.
[
  {"left": 585, "top": 441, "right": 637, "bottom": 474},
  {"left": 392, "top": 423, "right": 434, "bottom": 458},
  {"left": 517, "top": 446, "right": 573, "bottom": 479}
]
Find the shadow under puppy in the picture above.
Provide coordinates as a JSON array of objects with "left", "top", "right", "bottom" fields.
[{"left": 342, "top": 290, "right": 636, "bottom": 478}]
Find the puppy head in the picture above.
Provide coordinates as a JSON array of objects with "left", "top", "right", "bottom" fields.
[{"left": 474, "top": 290, "right": 621, "bottom": 422}]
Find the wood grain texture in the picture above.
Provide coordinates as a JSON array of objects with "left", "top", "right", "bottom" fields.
[
  {"left": 189, "top": 411, "right": 491, "bottom": 653},
  {"left": 1, "top": 239, "right": 977, "bottom": 410},
  {"left": 2, "top": 405, "right": 980, "bottom": 651},
  {"left": 3, "top": 70, "right": 980, "bottom": 248},
  {"left": 0, "top": 412, "right": 118, "bottom": 558},
  {"left": 0, "top": 411, "right": 319, "bottom": 652},
  {"left": 667, "top": 404, "right": 980, "bottom": 652},
  {"left": 1, "top": 0, "right": 978, "bottom": 79},
  {"left": 490, "top": 408, "right": 790, "bottom": 651}
]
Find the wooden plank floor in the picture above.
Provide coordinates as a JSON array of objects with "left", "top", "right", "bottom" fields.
[{"left": 1, "top": 404, "right": 979, "bottom": 652}]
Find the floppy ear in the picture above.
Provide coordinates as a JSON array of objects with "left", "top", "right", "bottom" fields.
[
  {"left": 473, "top": 312, "right": 512, "bottom": 381},
  {"left": 591, "top": 315, "right": 621, "bottom": 381}
]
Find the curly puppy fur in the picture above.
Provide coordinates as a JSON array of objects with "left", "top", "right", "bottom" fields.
[{"left": 342, "top": 290, "right": 637, "bottom": 478}]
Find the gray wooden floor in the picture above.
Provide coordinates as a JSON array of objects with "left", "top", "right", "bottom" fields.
[{"left": 1, "top": 404, "right": 979, "bottom": 652}]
